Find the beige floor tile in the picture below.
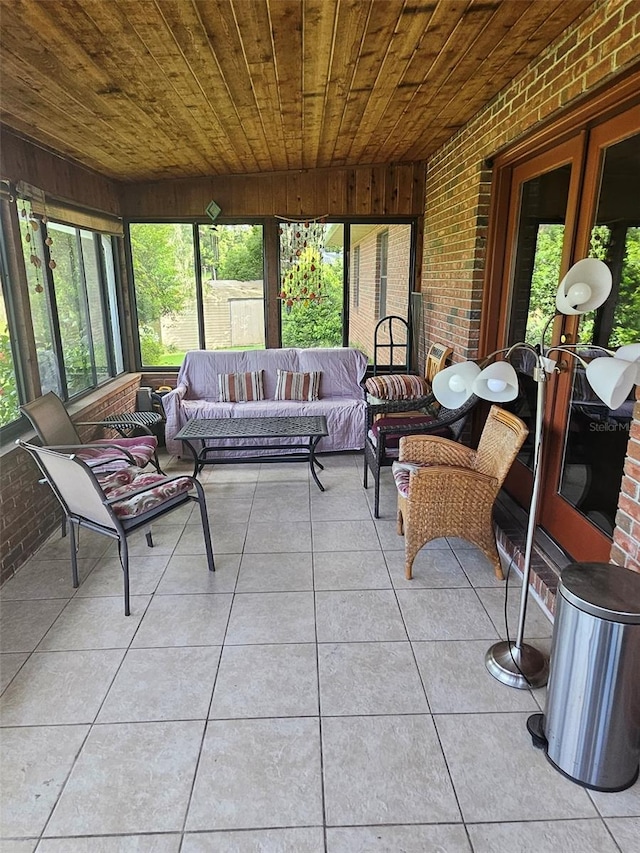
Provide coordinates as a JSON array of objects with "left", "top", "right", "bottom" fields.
[
  {"left": 0, "top": 652, "right": 29, "bottom": 693},
  {"left": 396, "top": 588, "right": 499, "bottom": 641},
  {"left": 312, "top": 520, "right": 380, "bottom": 552},
  {"left": 132, "top": 594, "right": 232, "bottom": 648},
  {"left": 467, "top": 818, "right": 619, "bottom": 852},
  {"left": 0, "top": 649, "right": 124, "bottom": 726},
  {"left": 118, "top": 524, "right": 185, "bottom": 556},
  {"left": 375, "top": 520, "right": 450, "bottom": 551},
  {"left": 244, "top": 521, "right": 311, "bottom": 553},
  {"left": 310, "top": 491, "right": 372, "bottom": 521},
  {"left": 187, "top": 497, "right": 253, "bottom": 526},
  {"left": 0, "top": 840, "right": 38, "bottom": 852},
  {"left": 436, "top": 712, "right": 597, "bottom": 822},
  {"left": 0, "top": 558, "right": 94, "bottom": 600},
  {"left": 0, "top": 599, "right": 69, "bottom": 653},
  {"left": 44, "top": 721, "right": 204, "bottom": 836},
  {"left": 316, "top": 590, "right": 407, "bottom": 642},
  {"left": 186, "top": 717, "right": 323, "bottom": 830},
  {"left": 326, "top": 824, "right": 471, "bottom": 853},
  {"left": 413, "top": 640, "right": 540, "bottom": 714},
  {"left": 385, "top": 548, "right": 471, "bottom": 588},
  {"left": 236, "top": 552, "right": 313, "bottom": 592},
  {"left": 156, "top": 553, "right": 240, "bottom": 594},
  {"left": 182, "top": 828, "right": 324, "bottom": 852},
  {"left": 249, "top": 494, "right": 311, "bottom": 523},
  {"left": 454, "top": 546, "right": 510, "bottom": 587},
  {"left": 589, "top": 782, "right": 640, "bottom": 817},
  {"left": 605, "top": 817, "right": 640, "bottom": 853},
  {"left": 322, "top": 715, "right": 460, "bottom": 825},
  {"left": 97, "top": 646, "right": 221, "bottom": 722},
  {"left": 476, "top": 585, "right": 553, "bottom": 640},
  {"left": 0, "top": 725, "right": 89, "bottom": 837},
  {"left": 173, "top": 523, "right": 228, "bottom": 555},
  {"left": 34, "top": 836, "right": 181, "bottom": 852},
  {"left": 225, "top": 592, "right": 316, "bottom": 644},
  {"left": 210, "top": 643, "right": 318, "bottom": 718},
  {"left": 31, "top": 530, "right": 110, "bottom": 562},
  {"left": 313, "top": 551, "right": 392, "bottom": 590},
  {"left": 318, "top": 641, "right": 428, "bottom": 715},
  {"left": 36, "top": 596, "right": 150, "bottom": 651},
  {"left": 75, "top": 555, "right": 169, "bottom": 597}
]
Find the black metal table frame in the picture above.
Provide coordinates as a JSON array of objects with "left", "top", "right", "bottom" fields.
[{"left": 175, "top": 416, "right": 329, "bottom": 491}]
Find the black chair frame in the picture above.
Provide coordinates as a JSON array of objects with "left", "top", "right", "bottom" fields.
[{"left": 363, "top": 394, "right": 479, "bottom": 518}]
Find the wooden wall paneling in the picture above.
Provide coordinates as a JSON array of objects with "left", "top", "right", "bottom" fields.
[
  {"left": 0, "top": 130, "right": 120, "bottom": 215},
  {"left": 355, "top": 167, "right": 373, "bottom": 215},
  {"left": 384, "top": 163, "right": 399, "bottom": 214}
]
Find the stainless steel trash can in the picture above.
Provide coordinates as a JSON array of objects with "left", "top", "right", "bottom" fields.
[{"left": 527, "top": 562, "right": 640, "bottom": 792}]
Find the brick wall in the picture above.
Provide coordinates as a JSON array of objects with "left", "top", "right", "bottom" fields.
[
  {"left": 0, "top": 376, "right": 141, "bottom": 584},
  {"left": 349, "top": 224, "right": 412, "bottom": 362},
  {"left": 421, "top": 0, "right": 640, "bottom": 572}
]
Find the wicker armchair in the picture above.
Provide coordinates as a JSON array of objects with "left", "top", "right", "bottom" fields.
[
  {"left": 394, "top": 405, "right": 528, "bottom": 580},
  {"left": 363, "top": 393, "right": 478, "bottom": 518}
]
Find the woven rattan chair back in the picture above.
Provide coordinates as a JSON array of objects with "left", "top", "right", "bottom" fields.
[
  {"left": 424, "top": 343, "right": 452, "bottom": 387},
  {"left": 474, "top": 405, "right": 529, "bottom": 484}
]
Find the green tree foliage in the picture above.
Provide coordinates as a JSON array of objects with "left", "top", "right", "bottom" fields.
[
  {"left": 216, "top": 225, "right": 263, "bottom": 281},
  {"left": 130, "top": 224, "right": 192, "bottom": 325},
  {"left": 0, "top": 325, "right": 20, "bottom": 426},
  {"left": 526, "top": 224, "right": 564, "bottom": 345}
]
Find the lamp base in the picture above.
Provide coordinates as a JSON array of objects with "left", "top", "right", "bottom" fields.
[{"left": 485, "top": 641, "right": 548, "bottom": 689}]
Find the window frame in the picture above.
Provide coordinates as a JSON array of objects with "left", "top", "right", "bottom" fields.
[{"left": 0, "top": 198, "right": 126, "bottom": 443}]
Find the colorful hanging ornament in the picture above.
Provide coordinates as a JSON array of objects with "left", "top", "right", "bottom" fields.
[{"left": 278, "top": 216, "right": 327, "bottom": 308}]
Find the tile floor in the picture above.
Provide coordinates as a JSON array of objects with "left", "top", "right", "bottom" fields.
[{"left": 0, "top": 451, "right": 638, "bottom": 852}]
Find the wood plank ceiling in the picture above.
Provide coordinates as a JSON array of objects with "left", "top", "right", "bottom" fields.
[{"left": 0, "top": 0, "right": 593, "bottom": 182}]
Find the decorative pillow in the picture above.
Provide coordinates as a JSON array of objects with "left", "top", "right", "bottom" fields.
[
  {"left": 274, "top": 369, "right": 321, "bottom": 401},
  {"left": 218, "top": 371, "right": 264, "bottom": 403},
  {"left": 370, "top": 415, "right": 451, "bottom": 448},
  {"left": 365, "top": 374, "right": 430, "bottom": 400}
]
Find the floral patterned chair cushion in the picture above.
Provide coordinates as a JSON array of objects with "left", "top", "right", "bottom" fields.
[
  {"left": 90, "top": 435, "right": 158, "bottom": 467},
  {"left": 101, "top": 469, "right": 194, "bottom": 519}
]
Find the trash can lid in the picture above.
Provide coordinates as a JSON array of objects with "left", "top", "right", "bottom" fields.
[{"left": 559, "top": 562, "right": 640, "bottom": 623}]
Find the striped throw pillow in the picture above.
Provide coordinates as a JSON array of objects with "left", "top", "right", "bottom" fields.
[
  {"left": 365, "top": 374, "right": 430, "bottom": 400},
  {"left": 274, "top": 369, "right": 321, "bottom": 401},
  {"left": 218, "top": 371, "right": 265, "bottom": 402}
]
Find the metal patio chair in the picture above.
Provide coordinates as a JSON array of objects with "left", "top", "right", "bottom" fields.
[
  {"left": 18, "top": 441, "right": 215, "bottom": 615},
  {"left": 21, "top": 391, "right": 162, "bottom": 474}
]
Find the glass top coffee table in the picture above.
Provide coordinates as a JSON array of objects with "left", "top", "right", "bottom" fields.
[{"left": 174, "top": 415, "right": 329, "bottom": 490}]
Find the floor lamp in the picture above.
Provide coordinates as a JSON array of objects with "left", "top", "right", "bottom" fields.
[{"left": 433, "top": 258, "right": 639, "bottom": 689}]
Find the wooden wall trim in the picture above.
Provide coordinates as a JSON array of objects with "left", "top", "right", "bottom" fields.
[{"left": 119, "top": 162, "right": 427, "bottom": 219}]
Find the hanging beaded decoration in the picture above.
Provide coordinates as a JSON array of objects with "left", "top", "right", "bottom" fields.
[
  {"left": 19, "top": 196, "right": 56, "bottom": 293},
  {"left": 278, "top": 217, "right": 327, "bottom": 313}
]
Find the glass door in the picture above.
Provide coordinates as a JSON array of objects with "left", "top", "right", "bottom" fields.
[
  {"left": 497, "top": 105, "right": 640, "bottom": 562},
  {"left": 541, "top": 109, "right": 640, "bottom": 558}
]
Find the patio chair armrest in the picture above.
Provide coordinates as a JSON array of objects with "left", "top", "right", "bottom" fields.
[
  {"left": 43, "top": 443, "right": 138, "bottom": 466},
  {"left": 406, "top": 464, "right": 498, "bottom": 502},
  {"left": 398, "top": 434, "right": 477, "bottom": 467}
]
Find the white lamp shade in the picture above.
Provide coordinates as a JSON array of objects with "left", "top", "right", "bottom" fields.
[
  {"left": 432, "top": 361, "right": 480, "bottom": 408},
  {"left": 472, "top": 361, "right": 519, "bottom": 402},
  {"left": 615, "top": 343, "right": 640, "bottom": 384},
  {"left": 586, "top": 357, "right": 637, "bottom": 409},
  {"left": 556, "top": 258, "right": 612, "bottom": 315}
]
